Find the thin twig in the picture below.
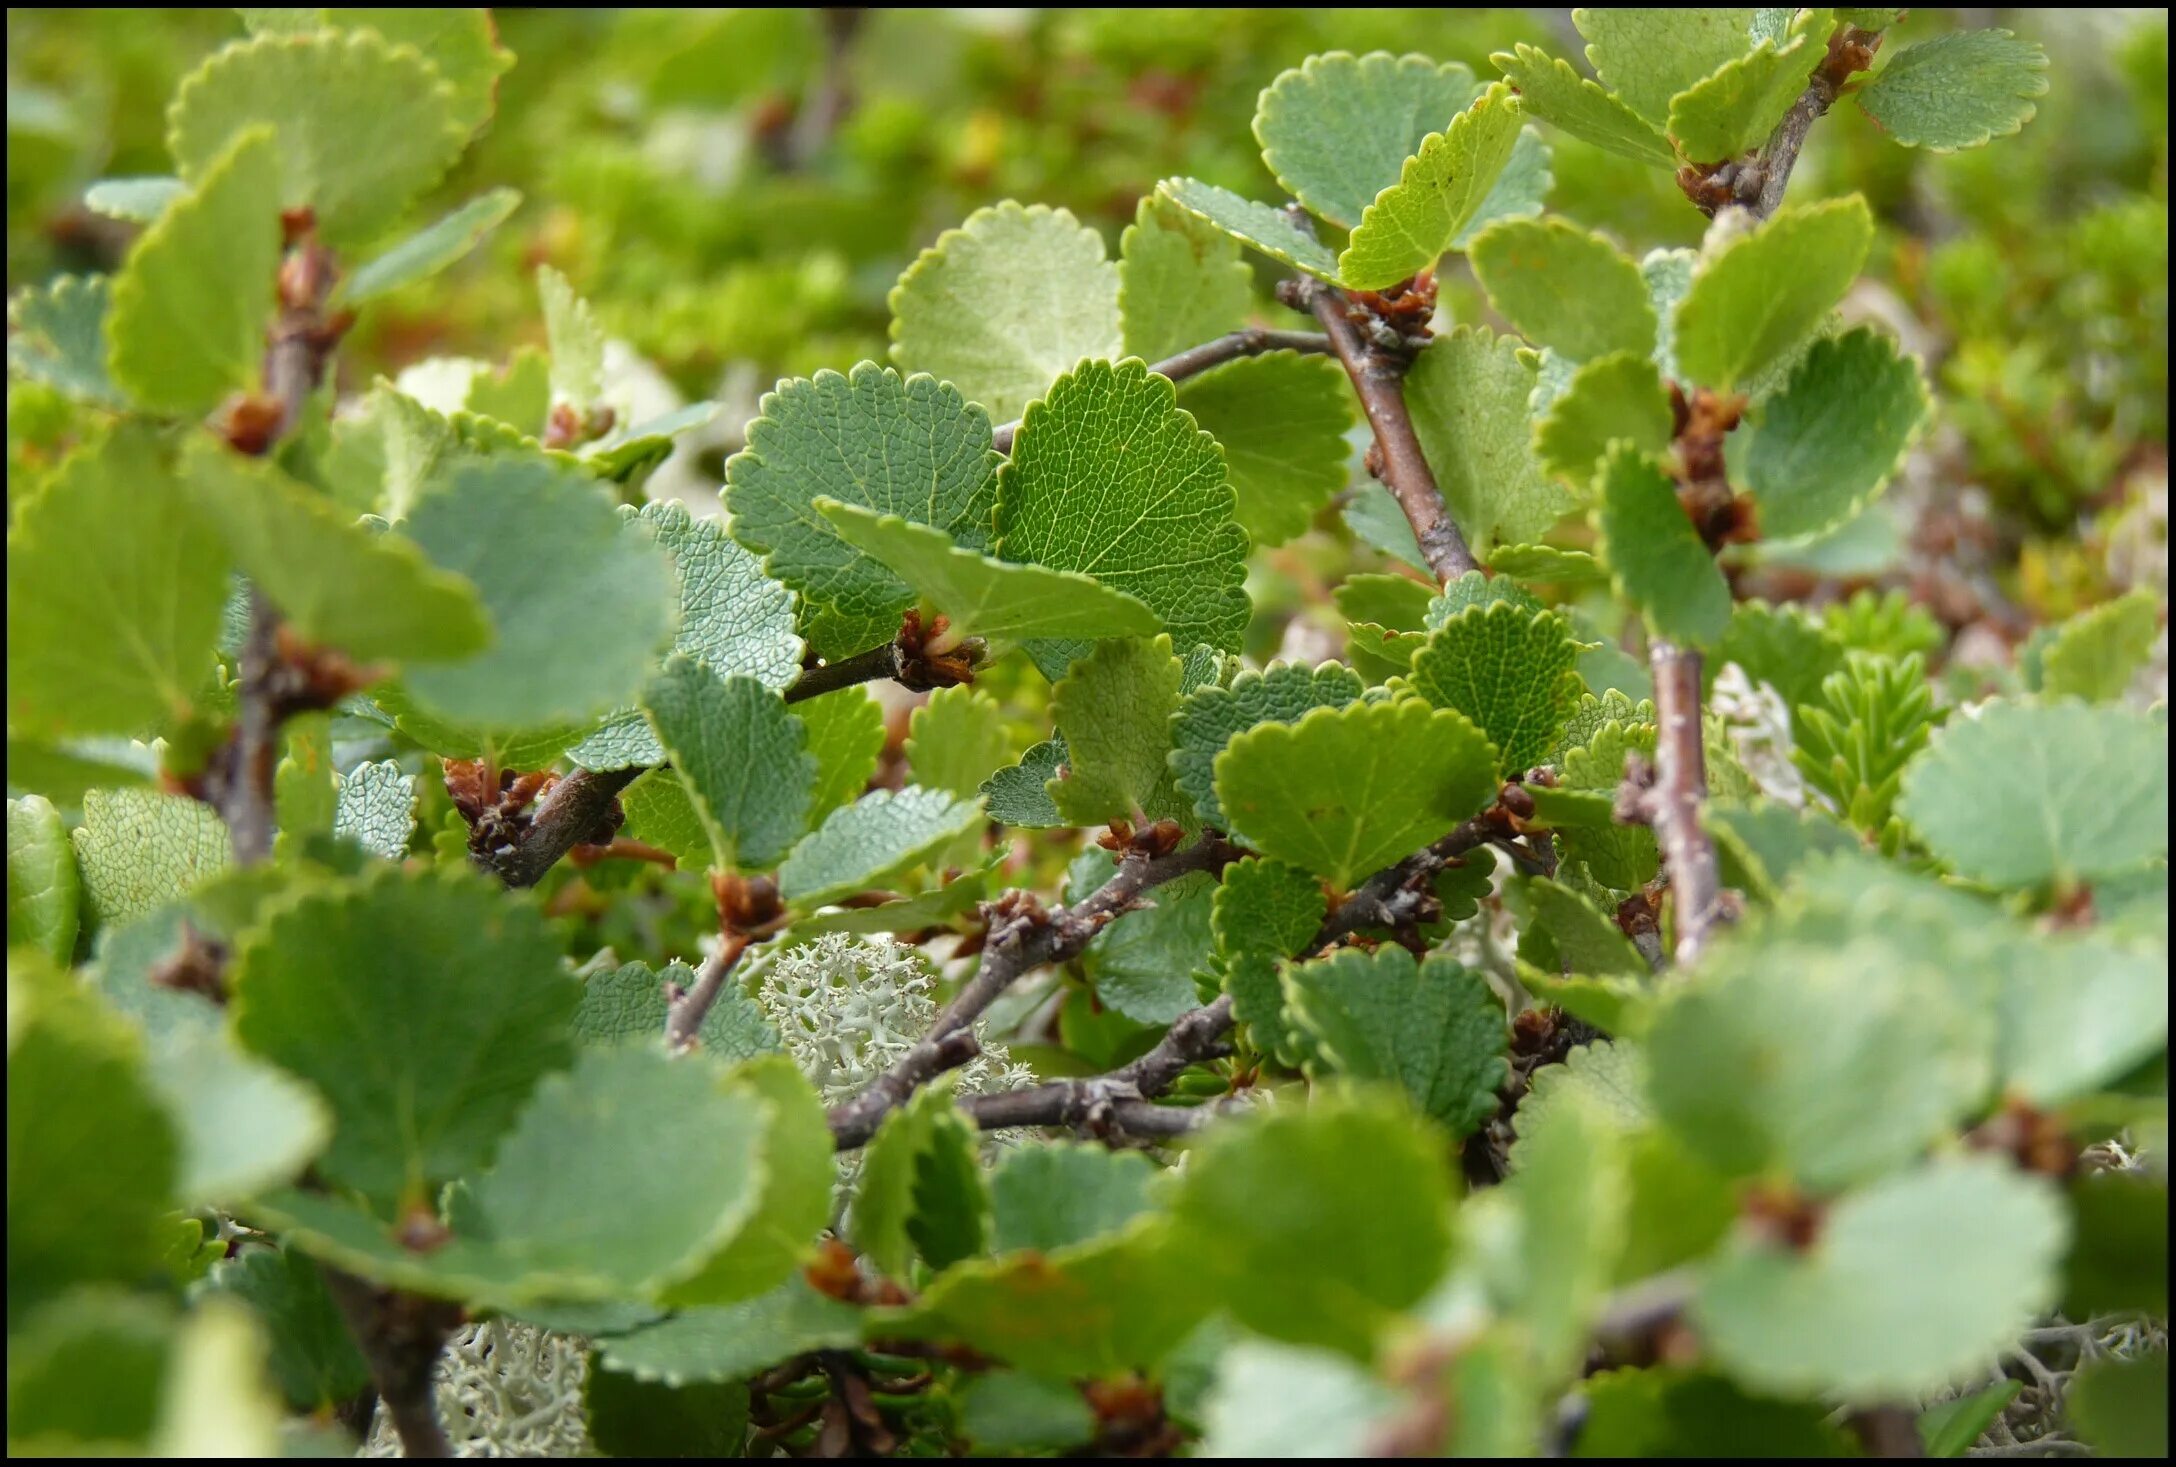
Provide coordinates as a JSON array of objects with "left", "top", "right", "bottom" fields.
[
  {"left": 825, "top": 833, "right": 1244, "bottom": 1148},
  {"left": 988, "top": 327, "right": 1333, "bottom": 452},
  {"left": 1291, "top": 277, "right": 1476, "bottom": 583},
  {"left": 473, "top": 765, "right": 642, "bottom": 888},
  {"left": 224, "top": 589, "right": 285, "bottom": 866},
  {"left": 1316, "top": 813, "right": 1497, "bottom": 946},
  {"left": 1744, "top": 24, "right": 1885, "bottom": 218},
  {"left": 1640, "top": 643, "right": 1726, "bottom": 965},
  {"left": 664, "top": 931, "right": 755, "bottom": 1050},
  {"left": 785, "top": 641, "right": 905, "bottom": 703},
  {"left": 319, "top": 1267, "right": 458, "bottom": 1459}
]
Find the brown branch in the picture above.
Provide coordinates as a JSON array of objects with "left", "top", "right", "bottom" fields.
[
  {"left": 1635, "top": 643, "right": 1727, "bottom": 965},
  {"left": 785, "top": 641, "right": 906, "bottom": 703},
  {"left": 988, "top": 327, "right": 1333, "bottom": 453},
  {"left": 1289, "top": 276, "right": 1476, "bottom": 583},
  {"left": 1316, "top": 812, "right": 1498, "bottom": 947},
  {"left": 958, "top": 994, "right": 1243, "bottom": 1137},
  {"left": 473, "top": 765, "right": 642, "bottom": 888},
  {"left": 1742, "top": 24, "right": 1886, "bottom": 219},
  {"left": 664, "top": 930, "right": 755, "bottom": 1051},
  {"left": 319, "top": 1266, "right": 459, "bottom": 1459},
  {"left": 825, "top": 833, "right": 1244, "bottom": 1148}
]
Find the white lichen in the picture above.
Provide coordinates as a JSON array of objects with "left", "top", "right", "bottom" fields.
[
  {"left": 360, "top": 1319, "right": 588, "bottom": 1458},
  {"left": 1709, "top": 662, "right": 1804, "bottom": 806}
]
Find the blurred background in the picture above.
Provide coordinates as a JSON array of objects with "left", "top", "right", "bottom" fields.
[{"left": 8, "top": 5, "right": 2166, "bottom": 780}]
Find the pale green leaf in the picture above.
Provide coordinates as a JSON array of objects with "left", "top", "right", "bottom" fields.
[
  {"left": 1407, "top": 325, "right": 1574, "bottom": 556},
  {"left": 1499, "top": 1084, "right": 1628, "bottom": 1377},
  {"left": 342, "top": 188, "right": 521, "bottom": 303},
  {"left": 996, "top": 358, "right": 1250, "bottom": 654},
  {"left": 1047, "top": 635, "right": 1183, "bottom": 826},
  {"left": 1641, "top": 246, "right": 1695, "bottom": 382},
  {"left": 1533, "top": 350, "right": 1673, "bottom": 485},
  {"left": 1200, "top": 1341, "right": 1399, "bottom": 1457},
  {"left": 229, "top": 866, "right": 578, "bottom": 1210},
  {"left": 1490, "top": 543, "right": 1609, "bottom": 584},
  {"left": 815, "top": 499, "right": 1159, "bottom": 643},
  {"left": 1575, "top": 8, "right": 1769, "bottom": 129},
  {"left": 1284, "top": 945, "right": 1508, "bottom": 1135},
  {"left": 329, "top": 759, "right": 412, "bottom": 860},
  {"left": 2039, "top": 589, "right": 2163, "bottom": 704},
  {"left": 1469, "top": 217, "right": 1655, "bottom": 362},
  {"left": 594, "top": 1277, "right": 863, "bottom": 1386},
  {"left": 107, "top": 127, "right": 280, "bottom": 415},
  {"left": 537, "top": 263, "right": 604, "bottom": 409},
  {"left": 1170, "top": 661, "right": 1364, "bottom": 832},
  {"left": 1489, "top": 44, "right": 1675, "bottom": 166},
  {"left": 1667, "top": 12, "right": 1835, "bottom": 164},
  {"left": 725, "top": 362, "right": 1000, "bottom": 660},
  {"left": 1458, "top": 126, "right": 1554, "bottom": 248},
  {"left": 1898, "top": 701, "right": 2167, "bottom": 888},
  {"left": 1153, "top": 178, "right": 1344, "bottom": 284},
  {"left": 143, "top": 1026, "right": 329, "bottom": 1206},
  {"left": 982, "top": 736, "right": 1068, "bottom": 829},
  {"left": 166, "top": 30, "right": 461, "bottom": 245},
  {"left": 664, "top": 1055, "right": 832, "bottom": 1306},
  {"left": 71, "top": 790, "right": 231, "bottom": 932},
  {"left": 888, "top": 201, "right": 1120, "bottom": 422},
  {"left": 7, "top": 274, "right": 124, "bottom": 404},
  {"left": 323, "top": 7, "right": 512, "bottom": 141},
  {"left": 989, "top": 1144, "right": 1156, "bottom": 1255},
  {"left": 84, "top": 176, "right": 186, "bottom": 223},
  {"left": 1509, "top": 1040, "right": 1650, "bottom": 1168},
  {"left": 1856, "top": 30, "right": 2050, "bottom": 152},
  {"left": 1254, "top": 51, "right": 1482, "bottom": 230},
  {"left": 778, "top": 788, "right": 986, "bottom": 907},
  {"left": 1732, "top": 327, "right": 1929, "bottom": 540},
  {"left": 1341, "top": 82, "right": 1524, "bottom": 291},
  {"left": 7, "top": 796, "right": 79, "bottom": 965},
  {"left": 1408, "top": 602, "right": 1584, "bottom": 775},
  {"left": 1177, "top": 352, "right": 1353, "bottom": 548},
  {"left": 1117, "top": 194, "right": 1250, "bottom": 364},
  {"left": 399, "top": 457, "right": 676, "bottom": 730},
  {"left": 643, "top": 659, "right": 812, "bottom": 872},
  {"left": 1674, "top": 197, "right": 1873, "bottom": 392},
  {"left": 1695, "top": 1157, "right": 2067, "bottom": 1403},
  {"left": 1594, "top": 443, "right": 1731, "bottom": 648},
  {"left": 1214, "top": 699, "right": 1500, "bottom": 891},
  {"left": 799, "top": 688, "right": 886, "bottom": 825}
]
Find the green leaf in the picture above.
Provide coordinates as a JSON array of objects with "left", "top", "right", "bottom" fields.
[
  {"left": 1409, "top": 602, "right": 1585, "bottom": 775},
  {"left": 203, "top": 1246, "right": 369, "bottom": 1412},
  {"left": 800, "top": 688, "right": 887, "bottom": 825},
  {"left": 584, "top": 1365, "right": 749, "bottom": 1459},
  {"left": 1177, "top": 352, "right": 1353, "bottom": 548},
  {"left": 461, "top": 345, "right": 549, "bottom": 431},
  {"left": 906, "top": 687, "right": 1014, "bottom": 806},
  {"left": 1695, "top": 1156, "right": 2067, "bottom": 1403},
  {"left": 1199, "top": 1340, "right": 1399, "bottom": 1457},
  {"left": 571, "top": 959, "right": 779, "bottom": 1061},
  {"left": 1046, "top": 635, "right": 1184, "bottom": 826},
  {"left": 1732, "top": 327, "right": 1929, "bottom": 540},
  {"left": 1897, "top": 701, "right": 2167, "bottom": 889},
  {"left": 181, "top": 443, "right": 490, "bottom": 664},
  {"left": 229, "top": 865, "right": 578, "bottom": 1210},
  {"left": 260, "top": 1045, "right": 769, "bottom": 1307},
  {"left": 957, "top": 1372, "right": 1094, "bottom": 1454},
  {"left": 1518, "top": 877, "right": 1647, "bottom": 977},
  {"left": 982, "top": 736, "right": 1069, "bottom": 829},
  {"left": 1116, "top": 194, "right": 1250, "bottom": 364},
  {"left": 400, "top": 456, "right": 676, "bottom": 730},
  {"left": 1667, "top": 12, "right": 1835, "bottom": 164},
  {"left": 8, "top": 274, "right": 124, "bottom": 405},
  {"left": 166, "top": 30, "right": 462, "bottom": 245},
  {"left": 1342, "top": 483, "right": 1431, "bottom": 571},
  {"left": 1919, "top": 1380, "right": 2025, "bottom": 1458},
  {"left": 1856, "top": 30, "right": 2050, "bottom": 152},
  {"left": 1594, "top": 443, "right": 1731, "bottom": 648},
  {"left": 7, "top": 796, "right": 78, "bottom": 964},
  {"left": 1491, "top": 543, "right": 1609, "bottom": 585},
  {"left": 1575, "top": 8, "right": 1770, "bottom": 129},
  {"left": 663, "top": 1054, "right": 832, "bottom": 1306},
  {"left": 1996, "top": 933, "right": 2166, "bottom": 1108},
  {"left": 1085, "top": 870, "right": 1217, "bottom": 1024},
  {"left": 1532, "top": 350, "right": 1673, "bottom": 486},
  {"left": 7, "top": 967, "right": 180, "bottom": 1319},
  {"left": 85, "top": 175, "right": 186, "bottom": 222},
  {"left": 1407, "top": 326, "right": 1574, "bottom": 556},
  {"left": 1706, "top": 800, "right": 1859, "bottom": 904},
  {"left": 989, "top": 1144, "right": 1157, "bottom": 1256},
  {"left": 1498, "top": 1084, "right": 1629, "bottom": 1377},
  {"left": 778, "top": 788, "right": 986, "bottom": 907},
  {"left": 1171, "top": 1094, "right": 1453, "bottom": 1357},
  {"left": 332, "top": 759, "right": 415, "bottom": 860},
  {"left": 1674, "top": 197, "right": 1873, "bottom": 392},
  {"left": 1213, "top": 857, "right": 1326, "bottom": 1062},
  {"left": 1216, "top": 699, "right": 1500, "bottom": 891},
  {"left": 145, "top": 1025, "right": 329, "bottom": 1207},
  {"left": 1254, "top": 52, "right": 1483, "bottom": 230},
  {"left": 1284, "top": 946, "right": 1508, "bottom": 1136},
  {"left": 996, "top": 358, "right": 1250, "bottom": 655},
  {"left": 11, "top": 428, "right": 233, "bottom": 736},
  {"left": 323, "top": 7, "right": 511, "bottom": 142},
  {"left": 1341, "top": 82, "right": 1524, "bottom": 291},
  {"left": 341, "top": 187, "right": 520, "bottom": 303},
  {"left": 888, "top": 202, "right": 1121, "bottom": 422},
  {"left": 1489, "top": 44, "right": 1675, "bottom": 166},
  {"left": 71, "top": 789, "right": 231, "bottom": 932},
  {"left": 1646, "top": 935, "right": 1988, "bottom": 1191},
  {"left": 643, "top": 659, "right": 814, "bottom": 872},
  {"left": 1509, "top": 1040, "right": 1650, "bottom": 1170},
  {"left": 107, "top": 128, "right": 281, "bottom": 415},
  {"left": 1153, "top": 178, "right": 1344, "bottom": 284},
  {"left": 537, "top": 264, "right": 604, "bottom": 409},
  {"left": 593, "top": 1277, "right": 864, "bottom": 1386},
  {"left": 853, "top": 1079, "right": 988, "bottom": 1281},
  {"left": 883, "top": 1217, "right": 1209, "bottom": 1378},
  {"left": 726, "top": 362, "right": 1000, "bottom": 660},
  {"left": 1573, "top": 1367, "right": 1856, "bottom": 1457},
  {"left": 1426, "top": 568, "right": 1543, "bottom": 626},
  {"left": 6, "top": 1289, "right": 174, "bottom": 1452},
  {"left": 1460, "top": 126, "right": 1554, "bottom": 249},
  {"left": 617, "top": 770, "right": 708, "bottom": 869},
  {"left": 2067, "top": 1352, "right": 2169, "bottom": 1459},
  {"left": 1335, "top": 574, "right": 1434, "bottom": 633},
  {"left": 1170, "top": 661, "right": 1364, "bottom": 831},
  {"left": 2039, "top": 589, "right": 2162, "bottom": 704},
  {"left": 815, "top": 499, "right": 1159, "bottom": 643},
  {"left": 574, "top": 500, "right": 803, "bottom": 770},
  {"left": 1469, "top": 218, "right": 1656, "bottom": 362}
]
